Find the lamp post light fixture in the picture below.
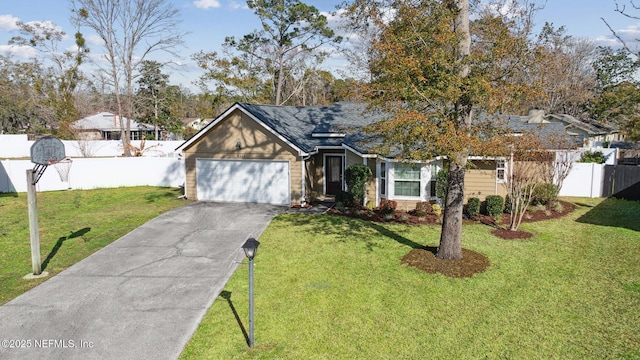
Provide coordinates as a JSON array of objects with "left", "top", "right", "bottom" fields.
[{"left": 242, "top": 238, "right": 260, "bottom": 348}]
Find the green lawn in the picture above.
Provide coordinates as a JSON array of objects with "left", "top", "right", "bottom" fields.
[
  {"left": 181, "top": 197, "right": 640, "bottom": 359},
  {"left": 0, "top": 186, "right": 188, "bottom": 305}
]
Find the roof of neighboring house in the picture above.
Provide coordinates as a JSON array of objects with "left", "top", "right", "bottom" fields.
[
  {"left": 180, "top": 117, "right": 200, "bottom": 126},
  {"left": 73, "top": 112, "right": 154, "bottom": 131}
]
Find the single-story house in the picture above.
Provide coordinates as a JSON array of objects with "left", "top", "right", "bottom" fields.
[
  {"left": 72, "top": 112, "right": 156, "bottom": 140},
  {"left": 176, "top": 102, "right": 512, "bottom": 209},
  {"left": 514, "top": 110, "right": 622, "bottom": 147},
  {"left": 180, "top": 117, "right": 213, "bottom": 131}
]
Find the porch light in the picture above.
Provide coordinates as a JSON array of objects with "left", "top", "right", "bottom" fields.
[
  {"left": 236, "top": 139, "right": 242, "bottom": 150},
  {"left": 242, "top": 238, "right": 260, "bottom": 260}
]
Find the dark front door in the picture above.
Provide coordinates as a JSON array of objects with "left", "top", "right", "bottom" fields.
[{"left": 325, "top": 156, "right": 343, "bottom": 195}]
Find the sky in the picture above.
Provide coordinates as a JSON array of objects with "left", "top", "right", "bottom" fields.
[{"left": 0, "top": 0, "right": 639, "bottom": 92}]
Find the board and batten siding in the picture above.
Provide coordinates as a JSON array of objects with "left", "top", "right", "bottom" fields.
[{"left": 182, "top": 109, "right": 303, "bottom": 204}]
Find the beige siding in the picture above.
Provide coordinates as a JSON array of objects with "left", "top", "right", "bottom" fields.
[
  {"left": 365, "top": 158, "right": 377, "bottom": 206},
  {"left": 345, "top": 149, "right": 362, "bottom": 168},
  {"left": 182, "top": 109, "right": 303, "bottom": 204},
  {"left": 464, "top": 160, "right": 505, "bottom": 202},
  {"left": 394, "top": 200, "right": 418, "bottom": 212}
]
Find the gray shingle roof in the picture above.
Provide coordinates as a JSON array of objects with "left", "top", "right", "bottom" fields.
[{"left": 237, "top": 102, "right": 385, "bottom": 154}]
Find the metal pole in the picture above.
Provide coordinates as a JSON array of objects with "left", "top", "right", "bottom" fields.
[
  {"left": 26, "top": 169, "right": 42, "bottom": 275},
  {"left": 248, "top": 257, "right": 255, "bottom": 348}
]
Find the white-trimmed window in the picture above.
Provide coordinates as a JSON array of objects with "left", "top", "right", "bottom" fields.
[
  {"left": 394, "top": 164, "right": 421, "bottom": 197},
  {"left": 430, "top": 163, "right": 439, "bottom": 197},
  {"left": 496, "top": 159, "right": 506, "bottom": 182},
  {"left": 380, "top": 162, "right": 387, "bottom": 196}
]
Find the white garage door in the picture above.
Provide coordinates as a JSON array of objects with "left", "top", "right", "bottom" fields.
[{"left": 196, "top": 159, "right": 290, "bottom": 205}]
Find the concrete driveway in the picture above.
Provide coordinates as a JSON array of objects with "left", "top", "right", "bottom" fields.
[{"left": 0, "top": 202, "right": 283, "bottom": 360}]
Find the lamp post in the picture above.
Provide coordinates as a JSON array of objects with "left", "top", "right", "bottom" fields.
[{"left": 242, "top": 238, "right": 260, "bottom": 348}]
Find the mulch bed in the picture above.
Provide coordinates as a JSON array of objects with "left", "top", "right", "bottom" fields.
[
  {"left": 401, "top": 246, "right": 491, "bottom": 278},
  {"left": 326, "top": 200, "right": 577, "bottom": 278}
]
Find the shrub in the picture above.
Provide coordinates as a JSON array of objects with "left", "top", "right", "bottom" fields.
[
  {"left": 379, "top": 199, "right": 397, "bottom": 215},
  {"left": 485, "top": 195, "right": 504, "bottom": 218},
  {"left": 553, "top": 201, "right": 564, "bottom": 213},
  {"left": 415, "top": 201, "right": 432, "bottom": 213},
  {"left": 335, "top": 191, "right": 355, "bottom": 208},
  {"left": 578, "top": 150, "right": 606, "bottom": 164},
  {"left": 345, "top": 164, "right": 372, "bottom": 206},
  {"left": 466, "top": 197, "right": 481, "bottom": 217},
  {"left": 531, "top": 183, "right": 558, "bottom": 206},
  {"left": 365, "top": 201, "right": 376, "bottom": 211},
  {"left": 412, "top": 209, "right": 427, "bottom": 217},
  {"left": 435, "top": 168, "right": 449, "bottom": 200},
  {"left": 432, "top": 204, "right": 442, "bottom": 217}
]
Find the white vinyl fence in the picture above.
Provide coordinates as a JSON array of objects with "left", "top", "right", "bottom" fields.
[
  {"left": 0, "top": 134, "right": 183, "bottom": 158},
  {"left": 0, "top": 157, "right": 185, "bottom": 193},
  {"left": 558, "top": 162, "right": 605, "bottom": 198}
]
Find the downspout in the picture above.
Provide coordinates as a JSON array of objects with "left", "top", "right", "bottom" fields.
[{"left": 363, "top": 157, "right": 368, "bottom": 206}]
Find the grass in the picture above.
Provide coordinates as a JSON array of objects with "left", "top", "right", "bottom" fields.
[
  {"left": 180, "top": 197, "right": 640, "bottom": 359},
  {"left": 0, "top": 186, "right": 188, "bottom": 305}
]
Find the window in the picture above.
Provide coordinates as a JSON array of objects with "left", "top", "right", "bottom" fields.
[
  {"left": 394, "top": 164, "right": 421, "bottom": 197},
  {"left": 496, "top": 159, "right": 506, "bottom": 182},
  {"left": 429, "top": 163, "right": 438, "bottom": 197},
  {"left": 380, "top": 163, "right": 386, "bottom": 196}
]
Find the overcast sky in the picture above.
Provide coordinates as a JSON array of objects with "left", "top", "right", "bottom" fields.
[{"left": 0, "top": 0, "right": 638, "bottom": 91}]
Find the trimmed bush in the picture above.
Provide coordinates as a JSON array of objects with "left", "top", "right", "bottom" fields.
[
  {"left": 335, "top": 190, "right": 355, "bottom": 208},
  {"left": 415, "top": 201, "right": 432, "bottom": 213},
  {"left": 345, "top": 164, "right": 372, "bottom": 205},
  {"left": 485, "top": 195, "right": 504, "bottom": 218},
  {"left": 432, "top": 204, "right": 442, "bottom": 217},
  {"left": 379, "top": 199, "right": 397, "bottom": 215},
  {"left": 531, "top": 183, "right": 558, "bottom": 206},
  {"left": 466, "top": 197, "right": 481, "bottom": 217}
]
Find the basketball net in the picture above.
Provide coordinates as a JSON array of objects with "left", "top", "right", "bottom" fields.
[{"left": 50, "top": 158, "right": 72, "bottom": 182}]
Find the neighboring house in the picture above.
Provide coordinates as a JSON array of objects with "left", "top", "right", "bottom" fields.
[
  {"left": 72, "top": 112, "right": 156, "bottom": 140},
  {"left": 513, "top": 110, "right": 621, "bottom": 147},
  {"left": 176, "top": 102, "right": 511, "bottom": 208},
  {"left": 180, "top": 117, "right": 213, "bottom": 131}
]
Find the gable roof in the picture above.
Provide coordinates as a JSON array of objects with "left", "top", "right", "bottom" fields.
[
  {"left": 176, "top": 102, "right": 385, "bottom": 154},
  {"left": 178, "top": 102, "right": 614, "bottom": 156}
]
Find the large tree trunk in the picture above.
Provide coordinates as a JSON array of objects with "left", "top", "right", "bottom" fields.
[
  {"left": 437, "top": 157, "right": 466, "bottom": 259},
  {"left": 436, "top": 0, "right": 471, "bottom": 260}
]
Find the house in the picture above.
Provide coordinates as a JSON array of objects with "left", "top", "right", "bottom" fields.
[
  {"left": 176, "top": 102, "right": 511, "bottom": 209},
  {"left": 180, "top": 117, "right": 213, "bottom": 131},
  {"left": 72, "top": 112, "right": 156, "bottom": 140},
  {"left": 513, "top": 110, "right": 621, "bottom": 147}
]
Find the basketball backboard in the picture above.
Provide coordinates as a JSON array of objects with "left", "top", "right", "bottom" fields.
[{"left": 30, "top": 136, "right": 65, "bottom": 165}]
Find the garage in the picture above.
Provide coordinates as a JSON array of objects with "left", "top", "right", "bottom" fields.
[{"left": 196, "top": 159, "right": 291, "bottom": 205}]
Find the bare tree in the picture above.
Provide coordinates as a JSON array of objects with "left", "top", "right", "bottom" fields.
[{"left": 71, "top": 0, "right": 185, "bottom": 155}]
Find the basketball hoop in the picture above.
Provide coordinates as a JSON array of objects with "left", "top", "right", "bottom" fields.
[
  {"left": 30, "top": 136, "right": 66, "bottom": 185},
  {"left": 51, "top": 157, "right": 72, "bottom": 183}
]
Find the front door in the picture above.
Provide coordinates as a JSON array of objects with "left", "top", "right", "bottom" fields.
[{"left": 325, "top": 156, "right": 343, "bottom": 195}]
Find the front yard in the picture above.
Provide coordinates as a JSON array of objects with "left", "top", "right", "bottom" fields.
[
  {"left": 0, "top": 187, "right": 188, "bottom": 305},
  {"left": 181, "top": 197, "right": 640, "bottom": 359}
]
